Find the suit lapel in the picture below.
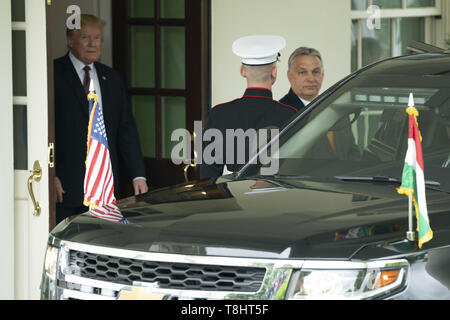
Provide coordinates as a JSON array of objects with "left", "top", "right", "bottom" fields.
[
  {"left": 61, "top": 54, "right": 89, "bottom": 115},
  {"left": 288, "top": 88, "right": 306, "bottom": 111}
]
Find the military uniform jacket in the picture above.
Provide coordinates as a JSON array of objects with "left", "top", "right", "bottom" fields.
[{"left": 200, "top": 88, "right": 298, "bottom": 179}]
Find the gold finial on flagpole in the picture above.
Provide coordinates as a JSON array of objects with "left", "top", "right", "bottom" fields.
[
  {"left": 89, "top": 79, "right": 95, "bottom": 93},
  {"left": 406, "top": 93, "right": 418, "bottom": 117},
  {"left": 408, "top": 92, "right": 414, "bottom": 108}
]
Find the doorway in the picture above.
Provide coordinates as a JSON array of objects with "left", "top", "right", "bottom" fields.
[{"left": 112, "top": 0, "right": 210, "bottom": 194}]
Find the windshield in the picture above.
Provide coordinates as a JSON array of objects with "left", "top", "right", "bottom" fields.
[{"left": 240, "top": 55, "right": 450, "bottom": 192}]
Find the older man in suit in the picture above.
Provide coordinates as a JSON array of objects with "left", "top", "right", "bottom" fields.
[
  {"left": 54, "top": 14, "right": 148, "bottom": 224},
  {"left": 280, "top": 47, "right": 360, "bottom": 160},
  {"left": 280, "top": 47, "right": 324, "bottom": 111}
]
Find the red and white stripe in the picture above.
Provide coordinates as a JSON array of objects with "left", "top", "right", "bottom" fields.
[
  {"left": 83, "top": 139, "right": 114, "bottom": 208},
  {"left": 88, "top": 201, "right": 123, "bottom": 222}
]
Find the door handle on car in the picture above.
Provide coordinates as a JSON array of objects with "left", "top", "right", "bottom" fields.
[{"left": 27, "top": 160, "right": 42, "bottom": 216}]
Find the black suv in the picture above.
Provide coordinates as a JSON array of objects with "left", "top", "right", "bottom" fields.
[{"left": 41, "top": 52, "right": 450, "bottom": 300}]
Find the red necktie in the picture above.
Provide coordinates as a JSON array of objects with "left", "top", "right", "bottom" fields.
[{"left": 83, "top": 65, "right": 91, "bottom": 96}]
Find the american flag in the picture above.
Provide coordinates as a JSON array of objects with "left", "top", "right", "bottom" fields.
[
  {"left": 89, "top": 201, "right": 131, "bottom": 224},
  {"left": 83, "top": 83, "right": 129, "bottom": 224}
]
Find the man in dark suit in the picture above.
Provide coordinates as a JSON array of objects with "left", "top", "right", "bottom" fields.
[
  {"left": 280, "top": 47, "right": 324, "bottom": 111},
  {"left": 54, "top": 14, "right": 148, "bottom": 224}
]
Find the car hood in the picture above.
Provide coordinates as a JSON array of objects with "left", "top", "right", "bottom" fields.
[{"left": 52, "top": 177, "right": 450, "bottom": 260}]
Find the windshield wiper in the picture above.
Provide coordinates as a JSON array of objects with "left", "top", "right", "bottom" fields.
[
  {"left": 335, "top": 175, "right": 400, "bottom": 183},
  {"left": 272, "top": 174, "right": 313, "bottom": 180},
  {"left": 335, "top": 175, "right": 441, "bottom": 187}
]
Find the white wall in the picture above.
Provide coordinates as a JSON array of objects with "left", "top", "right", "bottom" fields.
[{"left": 211, "top": 0, "right": 351, "bottom": 106}]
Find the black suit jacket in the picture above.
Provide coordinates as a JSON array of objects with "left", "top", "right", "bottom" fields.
[
  {"left": 54, "top": 54, "right": 145, "bottom": 206},
  {"left": 279, "top": 88, "right": 307, "bottom": 112}
]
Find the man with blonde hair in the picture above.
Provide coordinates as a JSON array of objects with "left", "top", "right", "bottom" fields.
[{"left": 54, "top": 14, "right": 147, "bottom": 223}]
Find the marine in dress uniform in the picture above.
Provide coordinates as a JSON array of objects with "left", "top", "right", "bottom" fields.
[{"left": 200, "top": 35, "right": 298, "bottom": 180}]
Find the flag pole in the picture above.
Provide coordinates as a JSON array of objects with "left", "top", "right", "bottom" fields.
[
  {"left": 407, "top": 194, "right": 415, "bottom": 241},
  {"left": 406, "top": 93, "right": 416, "bottom": 242},
  {"left": 399, "top": 92, "right": 433, "bottom": 247}
]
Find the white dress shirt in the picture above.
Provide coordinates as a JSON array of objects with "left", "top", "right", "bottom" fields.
[
  {"left": 299, "top": 96, "right": 310, "bottom": 107},
  {"left": 69, "top": 52, "right": 103, "bottom": 107}
]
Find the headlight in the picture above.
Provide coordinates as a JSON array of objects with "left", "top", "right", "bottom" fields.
[
  {"left": 44, "top": 245, "right": 60, "bottom": 279},
  {"left": 285, "top": 259, "right": 408, "bottom": 300}
]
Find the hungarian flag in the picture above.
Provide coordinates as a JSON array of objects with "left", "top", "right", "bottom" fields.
[
  {"left": 397, "top": 94, "right": 432, "bottom": 248},
  {"left": 83, "top": 80, "right": 129, "bottom": 224}
]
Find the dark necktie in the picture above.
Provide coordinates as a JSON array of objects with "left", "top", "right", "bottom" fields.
[{"left": 83, "top": 65, "right": 91, "bottom": 96}]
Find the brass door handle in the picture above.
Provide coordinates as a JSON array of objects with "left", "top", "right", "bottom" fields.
[
  {"left": 27, "top": 160, "right": 42, "bottom": 216},
  {"left": 183, "top": 163, "right": 196, "bottom": 183}
]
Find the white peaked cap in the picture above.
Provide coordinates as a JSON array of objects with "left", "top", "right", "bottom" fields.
[
  {"left": 232, "top": 35, "right": 286, "bottom": 66},
  {"left": 89, "top": 79, "right": 95, "bottom": 93}
]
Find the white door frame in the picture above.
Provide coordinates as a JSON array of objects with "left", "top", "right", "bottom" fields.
[
  {"left": 0, "top": 0, "right": 15, "bottom": 300},
  {"left": 0, "top": 0, "right": 50, "bottom": 300},
  {"left": 18, "top": 0, "right": 50, "bottom": 300}
]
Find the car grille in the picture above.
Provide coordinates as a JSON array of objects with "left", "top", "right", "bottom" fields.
[{"left": 68, "top": 250, "right": 266, "bottom": 292}]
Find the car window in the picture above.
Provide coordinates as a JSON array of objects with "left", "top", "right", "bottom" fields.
[
  {"left": 243, "top": 71, "right": 450, "bottom": 192},
  {"left": 279, "top": 86, "right": 440, "bottom": 160}
]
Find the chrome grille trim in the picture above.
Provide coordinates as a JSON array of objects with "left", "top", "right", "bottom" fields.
[
  {"left": 68, "top": 249, "right": 265, "bottom": 292},
  {"left": 56, "top": 240, "right": 302, "bottom": 300},
  {"left": 60, "top": 240, "right": 301, "bottom": 267}
]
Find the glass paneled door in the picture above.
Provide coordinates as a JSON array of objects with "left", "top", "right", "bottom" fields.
[{"left": 113, "top": 0, "right": 209, "bottom": 192}]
